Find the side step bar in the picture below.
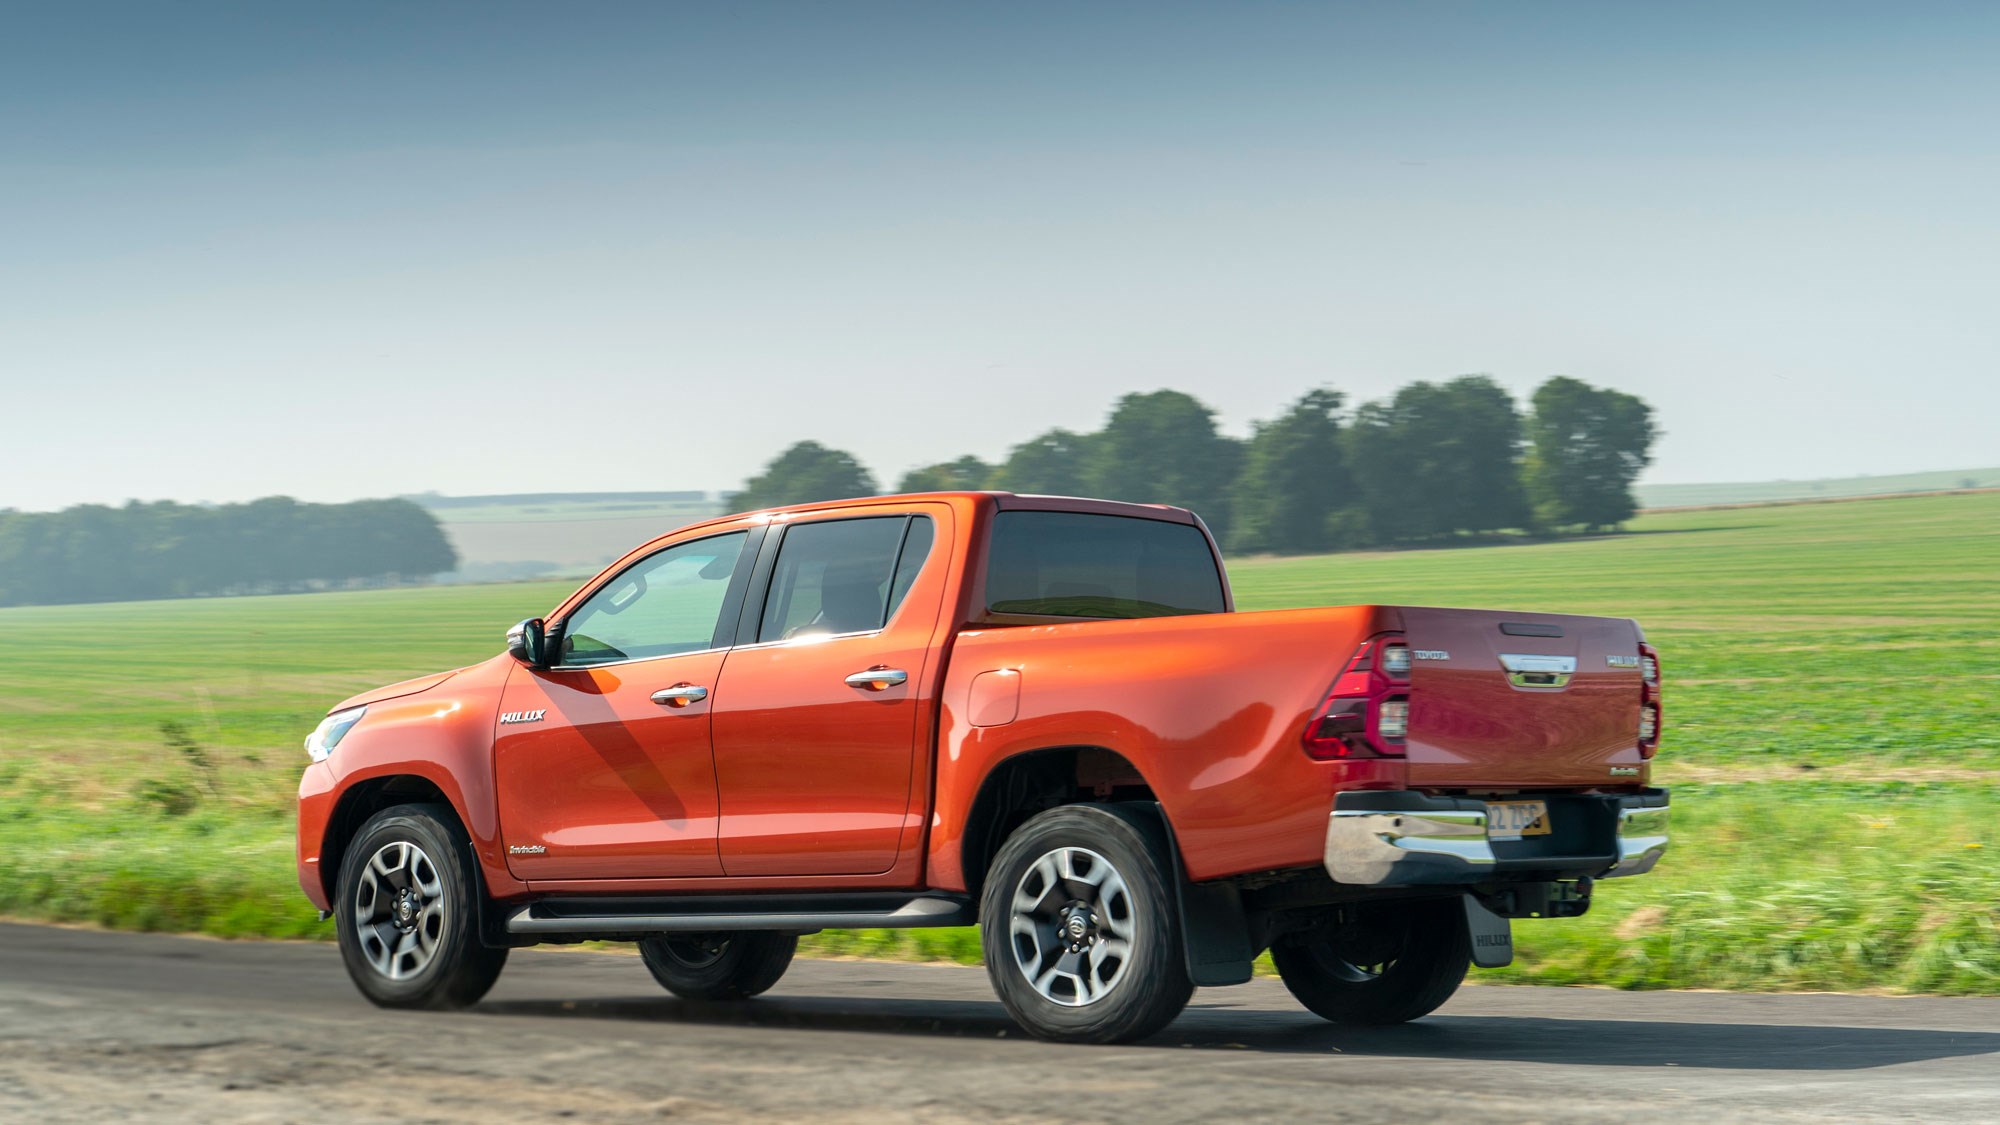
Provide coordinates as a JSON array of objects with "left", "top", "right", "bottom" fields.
[{"left": 503, "top": 892, "right": 974, "bottom": 938}]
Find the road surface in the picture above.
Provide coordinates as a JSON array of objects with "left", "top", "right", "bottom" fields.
[{"left": 1, "top": 921, "right": 1995, "bottom": 1122}]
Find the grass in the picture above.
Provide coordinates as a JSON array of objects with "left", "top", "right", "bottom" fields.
[
  {"left": 1, "top": 491, "right": 1996, "bottom": 993},
  {"left": 1484, "top": 782, "right": 2000, "bottom": 994}
]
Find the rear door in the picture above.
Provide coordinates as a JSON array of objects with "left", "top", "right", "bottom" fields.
[
  {"left": 1399, "top": 607, "right": 1646, "bottom": 789},
  {"left": 709, "top": 504, "right": 951, "bottom": 876},
  {"left": 494, "top": 527, "right": 758, "bottom": 880}
]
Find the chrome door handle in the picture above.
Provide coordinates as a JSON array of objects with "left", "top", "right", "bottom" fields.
[
  {"left": 650, "top": 684, "right": 709, "bottom": 707},
  {"left": 844, "top": 667, "right": 908, "bottom": 691}
]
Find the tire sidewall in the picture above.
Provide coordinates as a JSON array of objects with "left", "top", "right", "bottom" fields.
[
  {"left": 639, "top": 932, "right": 797, "bottom": 1000},
  {"left": 335, "top": 804, "right": 491, "bottom": 1008},
  {"left": 1272, "top": 898, "right": 1470, "bottom": 1025},
  {"left": 979, "top": 804, "right": 1192, "bottom": 1043}
]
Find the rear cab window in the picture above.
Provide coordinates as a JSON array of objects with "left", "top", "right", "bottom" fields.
[{"left": 982, "top": 510, "right": 1225, "bottom": 621}]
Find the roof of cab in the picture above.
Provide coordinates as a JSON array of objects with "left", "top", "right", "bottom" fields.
[
  {"left": 688, "top": 491, "right": 1199, "bottom": 531},
  {"left": 545, "top": 491, "right": 1212, "bottom": 624}
]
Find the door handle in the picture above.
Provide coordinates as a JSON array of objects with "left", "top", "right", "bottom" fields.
[
  {"left": 650, "top": 684, "right": 709, "bottom": 707},
  {"left": 844, "top": 667, "right": 908, "bottom": 691}
]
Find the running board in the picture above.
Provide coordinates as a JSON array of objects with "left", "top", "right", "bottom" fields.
[{"left": 502, "top": 892, "right": 974, "bottom": 938}]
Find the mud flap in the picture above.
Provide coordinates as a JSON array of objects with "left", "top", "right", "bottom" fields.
[
  {"left": 1135, "top": 802, "right": 1254, "bottom": 986},
  {"left": 1178, "top": 879, "right": 1255, "bottom": 986},
  {"left": 1464, "top": 894, "right": 1514, "bottom": 968}
]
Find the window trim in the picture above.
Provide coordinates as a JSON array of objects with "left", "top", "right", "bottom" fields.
[{"left": 543, "top": 525, "right": 765, "bottom": 672}]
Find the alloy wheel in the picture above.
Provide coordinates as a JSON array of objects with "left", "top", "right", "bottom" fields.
[
  {"left": 353, "top": 840, "right": 447, "bottom": 981},
  {"left": 1007, "top": 846, "right": 1136, "bottom": 1007}
]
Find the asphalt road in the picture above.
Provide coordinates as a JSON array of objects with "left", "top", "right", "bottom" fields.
[{"left": 2, "top": 922, "right": 1996, "bottom": 1123}]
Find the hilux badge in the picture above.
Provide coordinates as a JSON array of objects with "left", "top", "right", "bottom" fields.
[
  {"left": 1413, "top": 650, "right": 1450, "bottom": 661},
  {"left": 1607, "top": 654, "right": 1641, "bottom": 669},
  {"left": 499, "top": 709, "right": 547, "bottom": 725}
]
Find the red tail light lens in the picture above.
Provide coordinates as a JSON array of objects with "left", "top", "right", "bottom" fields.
[
  {"left": 1304, "top": 634, "right": 1410, "bottom": 760},
  {"left": 1637, "top": 641, "right": 1663, "bottom": 758}
]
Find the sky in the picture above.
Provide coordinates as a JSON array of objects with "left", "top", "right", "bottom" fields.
[{"left": 3, "top": 1, "right": 1997, "bottom": 511}]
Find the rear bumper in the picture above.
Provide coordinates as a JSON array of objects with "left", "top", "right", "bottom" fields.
[{"left": 1323, "top": 789, "right": 1669, "bottom": 886}]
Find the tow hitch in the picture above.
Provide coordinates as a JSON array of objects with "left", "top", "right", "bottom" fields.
[{"left": 1464, "top": 879, "right": 1595, "bottom": 969}]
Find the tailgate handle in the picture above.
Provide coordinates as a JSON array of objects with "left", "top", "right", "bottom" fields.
[{"left": 1499, "top": 653, "right": 1576, "bottom": 689}]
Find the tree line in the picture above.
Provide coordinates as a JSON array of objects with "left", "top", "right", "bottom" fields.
[
  {"left": 733, "top": 375, "right": 1658, "bottom": 553},
  {"left": 0, "top": 497, "right": 458, "bottom": 606}
]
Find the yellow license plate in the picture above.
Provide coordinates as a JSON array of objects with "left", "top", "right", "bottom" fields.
[{"left": 1487, "top": 800, "right": 1551, "bottom": 840}]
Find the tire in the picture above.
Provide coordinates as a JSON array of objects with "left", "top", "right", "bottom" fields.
[
  {"left": 638, "top": 932, "right": 798, "bottom": 1000},
  {"left": 335, "top": 803, "right": 508, "bottom": 1010},
  {"left": 1271, "top": 898, "right": 1470, "bottom": 1025},
  {"left": 979, "top": 804, "right": 1194, "bottom": 1044}
]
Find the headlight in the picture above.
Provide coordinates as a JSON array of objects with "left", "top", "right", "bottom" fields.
[{"left": 305, "top": 705, "right": 367, "bottom": 763}]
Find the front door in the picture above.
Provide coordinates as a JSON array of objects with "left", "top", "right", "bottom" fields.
[
  {"left": 495, "top": 528, "right": 754, "bottom": 880},
  {"left": 710, "top": 507, "right": 949, "bottom": 876}
]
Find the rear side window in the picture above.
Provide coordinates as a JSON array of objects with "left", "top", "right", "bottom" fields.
[
  {"left": 984, "top": 511, "right": 1224, "bottom": 620},
  {"left": 758, "top": 516, "right": 935, "bottom": 642}
]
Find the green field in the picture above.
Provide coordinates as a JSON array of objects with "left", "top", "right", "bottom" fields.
[{"left": 1, "top": 492, "right": 1996, "bottom": 990}]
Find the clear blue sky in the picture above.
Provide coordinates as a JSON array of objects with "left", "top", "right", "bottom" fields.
[{"left": 4, "top": 2, "right": 1996, "bottom": 510}]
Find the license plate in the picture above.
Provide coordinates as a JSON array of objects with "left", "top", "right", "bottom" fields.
[{"left": 1487, "top": 800, "right": 1551, "bottom": 840}]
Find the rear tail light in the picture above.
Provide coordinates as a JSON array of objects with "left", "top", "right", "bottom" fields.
[
  {"left": 1637, "top": 641, "right": 1663, "bottom": 758},
  {"left": 1303, "top": 634, "right": 1410, "bottom": 760}
]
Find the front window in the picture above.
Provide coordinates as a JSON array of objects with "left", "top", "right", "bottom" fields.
[
  {"left": 983, "top": 511, "right": 1224, "bottom": 620},
  {"left": 556, "top": 531, "right": 749, "bottom": 666}
]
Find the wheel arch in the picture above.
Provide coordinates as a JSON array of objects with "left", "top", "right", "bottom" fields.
[
  {"left": 320, "top": 773, "right": 468, "bottom": 904},
  {"left": 961, "top": 750, "right": 1259, "bottom": 989},
  {"left": 957, "top": 745, "right": 1160, "bottom": 903}
]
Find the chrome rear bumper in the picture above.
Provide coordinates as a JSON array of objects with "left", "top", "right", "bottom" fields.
[{"left": 1323, "top": 789, "right": 1669, "bottom": 886}]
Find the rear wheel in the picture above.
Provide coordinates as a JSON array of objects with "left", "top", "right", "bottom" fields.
[
  {"left": 639, "top": 932, "right": 798, "bottom": 1000},
  {"left": 1271, "top": 898, "right": 1469, "bottom": 1025},
  {"left": 335, "top": 803, "right": 508, "bottom": 1010},
  {"left": 980, "top": 804, "right": 1193, "bottom": 1044}
]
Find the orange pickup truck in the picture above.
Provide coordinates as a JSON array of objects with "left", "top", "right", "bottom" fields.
[{"left": 296, "top": 491, "right": 1668, "bottom": 1042}]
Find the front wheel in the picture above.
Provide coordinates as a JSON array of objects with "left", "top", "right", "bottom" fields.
[
  {"left": 639, "top": 932, "right": 798, "bottom": 1000},
  {"left": 335, "top": 803, "right": 508, "bottom": 1010},
  {"left": 980, "top": 804, "right": 1193, "bottom": 1044},
  {"left": 1271, "top": 898, "right": 1469, "bottom": 1025}
]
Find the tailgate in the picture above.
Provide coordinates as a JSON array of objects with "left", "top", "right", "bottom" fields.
[{"left": 1400, "top": 607, "right": 1646, "bottom": 788}]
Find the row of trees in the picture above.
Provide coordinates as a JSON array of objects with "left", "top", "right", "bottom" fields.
[
  {"left": 0, "top": 497, "right": 458, "bottom": 606},
  {"left": 734, "top": 376, "right": 1658, "bottom": 554}
]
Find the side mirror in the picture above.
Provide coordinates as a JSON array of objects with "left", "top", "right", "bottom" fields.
[{"left": 506, "top": 618, "right": 548, "bottom": 667}]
